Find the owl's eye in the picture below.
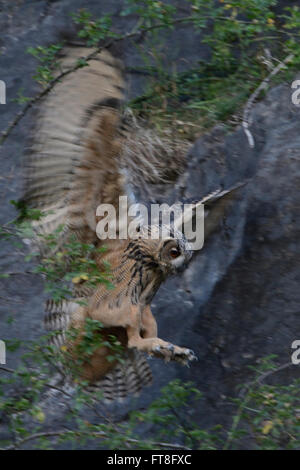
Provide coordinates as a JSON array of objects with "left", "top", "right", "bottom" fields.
[{"left": 170, "top": 247, "right": 180, "bottom": 259}]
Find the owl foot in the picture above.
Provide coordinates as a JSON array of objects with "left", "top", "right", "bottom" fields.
[
  {"left": 152, "top": 343, "right": 197, "bottom": 365},
  {"left": 128, "top": 335, "right": 197, "bottom": 365}
]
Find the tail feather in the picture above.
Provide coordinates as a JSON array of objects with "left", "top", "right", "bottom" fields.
[
  {"left": 90, "top": 349, "right": 152, "bottom": 402},
  {"left": 44, "top": 299, "right": 152, "bottom": 401}
]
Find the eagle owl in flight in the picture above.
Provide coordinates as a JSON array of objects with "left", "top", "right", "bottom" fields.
[{"left": 23, "top": 46, "right": 241, "bottom": 401}]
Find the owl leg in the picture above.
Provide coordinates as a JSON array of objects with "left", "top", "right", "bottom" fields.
[
  {"left": 140, "top": 305, "right": 157, "bottom": 338},
  {"left": 127, "top": 306, "right": 196, "bottom": 365}
]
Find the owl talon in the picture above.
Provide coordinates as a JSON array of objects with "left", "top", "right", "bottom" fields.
[
  {"left": 150, "top": 342, "right": 197, "bottom": 365},
  {"left": 187, "top": 349, "right": 197, "bottom": 360},
  {"left": 173, "top": 348, "right": 197, "bottom": 364}
]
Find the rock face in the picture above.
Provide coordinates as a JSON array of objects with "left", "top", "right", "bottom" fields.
[
  {"left": 158, "top": 82, "right": 300, "bottom": 429},
  {"left": 0, "top": 0, "right": 299, "bottom": 447}
]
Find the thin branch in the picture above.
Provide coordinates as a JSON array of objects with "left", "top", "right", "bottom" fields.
[
  {"left": 0, "top": 16, "right": 194, "bottom": 147},
  {"left": 242, "top": 53, "right": 294, "bottom": 148},
  {"left": 256, "top": 361, "right": 293, "bottom": 385},
  {"left": 223, "top": 361, "right": 294, "bottom": 450},
  {"left": 0, "top": 428, "right": 191, "bottom": 451},
  {"left": 0, "top": 270, "right": 37, "bottom": 276},
  {"left": 0, "top": 365, "right": 73, "bottom": 398},
  {"left": 0, "top": 364, "right": 191, "bottom": 450},
  {"left": 0, "top": 13, "right": 271, "bottom": 147},
  {"left": 0, "top": 365, "right": 14, "bottom": 374}
]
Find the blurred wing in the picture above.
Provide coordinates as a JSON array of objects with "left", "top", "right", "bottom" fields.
[{"left": 22, "top": 47, "right": 126, "bottom": 250}]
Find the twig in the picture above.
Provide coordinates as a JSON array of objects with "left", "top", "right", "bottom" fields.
[
  {"left": 0, "top": 13, "right": 266, "bottom": 147},
  {"left": 0, "top": 16, "right": 194, "bottom": 147},
  {"left": 223, "top": 361, "right": 294, "bottom": 450},
  {"left": 0, "top": 364, "right": 191, "bottom": 450},
  {"left": 242, "top": 53, "right": 294, "bottom": 148},
  {"left": 0, "top": 270, "right": 37, "bottom": 276},
  {"left": 0, "top": 365, "right": 73, "bottom": 398},
  {"left": 256, "top": 361, "right": 293, "bottom": 385},
  {"left": 0, "top": 365, "right": 15, "bottom": 373},
  {"left": 0, "top": 428, "right": 191, "bottom": 450}
]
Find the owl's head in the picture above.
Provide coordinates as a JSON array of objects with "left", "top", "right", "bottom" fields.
[{"left": 137, "top": 224, "right": 193, "bottom": 276}]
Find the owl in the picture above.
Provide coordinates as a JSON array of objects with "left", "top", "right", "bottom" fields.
[{"left": 23, "top": 46, "right": 243, "bottom": 401}]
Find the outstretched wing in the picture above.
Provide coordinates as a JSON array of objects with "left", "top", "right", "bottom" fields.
[{"left": 22, "top": 47, "right": 126, "bottom": 249}]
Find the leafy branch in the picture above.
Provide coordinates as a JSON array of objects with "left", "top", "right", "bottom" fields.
[
  {"left": 0, "top": 14, "right": 194, "bottom": 146},
  {"left": 1, "top": 428, "right": 191, "bottom": 451},
  {"left": 1, "top": 353, "right": 297, "bottom": 450},
  {"left": 3, "top": 2, "right": 300, "bottom": 144}
]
